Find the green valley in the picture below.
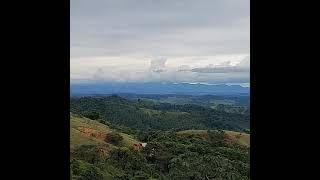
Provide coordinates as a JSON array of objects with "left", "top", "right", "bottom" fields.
[{"left": 70, "top": 95, "right": 250, "bottom": 180}]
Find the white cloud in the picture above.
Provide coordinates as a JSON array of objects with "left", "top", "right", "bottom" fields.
[
  {"left": 71, "top": 55, "right": 250, "bottom": 84},
  {"left": 189, "top": 56, "right": 250, "bottom": 73},
  {"left": 70, "top": 0, "right": 250, "bottom": 84},
  {"left": 150, "top": 57, "right": 167, "bottom": 73}
]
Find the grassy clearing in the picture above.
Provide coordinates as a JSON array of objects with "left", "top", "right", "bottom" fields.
[
  {"left": 141, "top": 107, "right": 190, "bottom": 116},
  {"left": 224, "top": 130, "right": 250, "bottom": 147},
  {"left": 177, "top": 129, "right": 250, "bottom": 147},
  {"left": 70, "top": 113, "right": 139, "bottom": 151}
]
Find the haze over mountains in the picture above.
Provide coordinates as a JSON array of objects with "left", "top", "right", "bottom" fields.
[{"left": 70, "top": 82, "right": 250, "bottom": 95}]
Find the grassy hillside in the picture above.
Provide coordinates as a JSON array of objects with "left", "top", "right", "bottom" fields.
[
  {"left": 71, "top": 126, "right": 250, "bottom": 179},
  {"left": 71, "top": 113, "right": 250, "bottom": 179},
  {"left": 70, "top": 113, "right": 139, "bottom": 151},
  {"left": 177, "top": 129, "right": 250, "bottom": 147}
]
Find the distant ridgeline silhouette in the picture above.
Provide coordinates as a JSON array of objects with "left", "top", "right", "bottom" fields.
[{"left": 70, "top": 82, "right": 249, "bottom": 95}]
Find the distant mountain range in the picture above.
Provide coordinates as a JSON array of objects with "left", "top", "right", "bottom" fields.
[{"left": 70, "top": 82, "right": 250, "bottom": 95}]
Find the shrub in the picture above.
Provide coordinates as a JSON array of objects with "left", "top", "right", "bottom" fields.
[
  {"left": 73, "top": 145, "right": 104, "bottom": 164},
  {"left": 81, "top": 111, "right": 100, "bottom": 120},
  {"left": 70, "top": 160, "right": 104, "bottom": 180},
  {"left": 105, "top": 132, "right": 123, "bottom": 146}
]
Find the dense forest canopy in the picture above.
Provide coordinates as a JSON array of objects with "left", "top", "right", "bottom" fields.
[{"left": 70, "top": 95, "right": 250, "bottom": 132}]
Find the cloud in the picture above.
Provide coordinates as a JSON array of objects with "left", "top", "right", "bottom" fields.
[
  {"left": 71, "top": 0, "right": 250, "bottom": 58},
  {"left": 237, "top": 55, "right": 250, "bottom": 67},
  {"left": 70, "top": 0, "right": 250, "bottom": 84},
  {"left": 177, "top": 65, "right": 192, "bottom": 72},
  {"left": 191, "top": 66, "right": 239, "bottom": 73},
  {"left": 92, "top": 68, "right": 105, "bottom": 80},
  {"left": 189, "top": 56, "right": 250, "bottom": 73},
  {"left": 71, "top": 55, "right": 250, "bottom": 84},
  {"left": 150, "top": 57, "right": 167, "bottom": 73}
]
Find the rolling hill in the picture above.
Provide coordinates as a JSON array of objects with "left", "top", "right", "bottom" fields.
[
  {"left": 70, "top": 95, "right": 250, "bottom": 132},
  {"left": 70, "top": 113, "right": 139, "bottom": 152},
  {"left": 71, "top": 82, "right": 250, "bottom": 96},
  {"left": 177, "top": 129, "right": 250, "bottom": 147},
  {"left": 71, "top": 113, "right": 250, "bottom": 179}
]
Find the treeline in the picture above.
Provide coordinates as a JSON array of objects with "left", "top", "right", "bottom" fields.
[
  {"left": 71, "top": 130, "right": 250, "bottom": 180},
  {"left": 120, "top": 94, "right": 250, "bottom": 107},
  {"left": 70, "top": 96, "right": 249, "bottom": 132},
  {"left": 148, "top": 103, "right": 250, "bottom": 130}
]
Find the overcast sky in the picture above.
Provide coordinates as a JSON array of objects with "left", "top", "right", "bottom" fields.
[{"left": 71, "top": 0, "right": 250, "bottom": 85}]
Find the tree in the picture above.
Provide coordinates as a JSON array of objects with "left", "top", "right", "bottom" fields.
[
  {"left": 74, "top": 145, "right": 104, "bottom": 164},
  {"left": 105, "top": 132, "right": 123, "bottom": 146},
  {"left": 70, "top": 160, "right": 104, "bottom": 180},
  {"left": 81, "top": 111, "right": 100, "bottom": 120}
]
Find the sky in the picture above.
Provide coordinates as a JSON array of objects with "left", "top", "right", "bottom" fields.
[{"left": 71, "top": 0, "right": 250, "bottom": 86}]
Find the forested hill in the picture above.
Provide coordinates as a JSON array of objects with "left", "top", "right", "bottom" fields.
[
  {"left": 70, "top": 95, "right": 250, "bottom": 132},
  {"left": 71, "top": 113, "right": 250, "bottom": 180},
  {"left": 71, "top": 82, "right": 249, "bottom": 95}
]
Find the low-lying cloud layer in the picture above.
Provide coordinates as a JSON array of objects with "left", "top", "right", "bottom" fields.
[
  {"left": 71, "top": 55, "right": 250, "bottom": 84},
  {"left": 182, "top": 56, "right": 250, "bottom": 74}
]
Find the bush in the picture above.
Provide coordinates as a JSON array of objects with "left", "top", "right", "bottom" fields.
[
  {"left": 81, "top": 111, "right": 100, "bottom": 120},
  {"left": 98, "top": 119, "right": 105, "bottom": 124},
  {"left": 70, "top": 160, "right": 104, "bottom": 180},
  {"left": 105, "top": 132, "right": 123, "bottom": 146},
  {"left": 73, "top": 145, "right": 104, "bottom": 164},
  {"left": 244, "top": 129, "right": 250, "bottom": 134}
]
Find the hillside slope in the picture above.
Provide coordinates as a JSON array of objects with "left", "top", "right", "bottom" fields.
[
  {"left": 177, "top": 129, "right": 250, "bottom": 147},
  {"left": 70, "top": 113, "right": 250, "bottom": 179},
  {"left": 70, "top": 113, "right": 139, "bottom": 151}
]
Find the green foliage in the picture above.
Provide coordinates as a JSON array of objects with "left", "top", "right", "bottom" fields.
[
  {"left": 80, "top": 111, "right": 100, "bottom": 120},
  {"left": 207, "top": 130, "right": 227, "bottom": 146},
  {"left": 125, "top": 94, "right": 250, "bottom": 109},
  {"left": 109, "top": 147, "right": 148, "bottom": 171},
  {"left": 70, "top": 160, "right": 104, "bottom": 180},
  {"left": 73, "top": 145, "right": 105, "bottom": 164},
  {"left": 72, "top": 129, "right": 250, "bottom": 180},
  {"left": 70, "top": 96, "right": 249, "bottom": 132},
  {"left": 105, "top": 132, "right": 123, "bottom": 146},
  {"left": 214, "top": 103, "right": 249, "bottom": 114},
  {"left": 70, "top": 95, "right": 250, "bottom": 179}
]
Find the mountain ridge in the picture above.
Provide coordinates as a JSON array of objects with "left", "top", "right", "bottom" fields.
[{"left": 71, "top": 82, "right": 250, "bottom": 95}]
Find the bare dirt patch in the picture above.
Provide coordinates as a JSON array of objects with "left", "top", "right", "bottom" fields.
[
  {"left": 224, "top": 133, "right": 250, "bottom": 149},
  {"left": 77, "top": 127, "right": 105, "bottom": 140}
]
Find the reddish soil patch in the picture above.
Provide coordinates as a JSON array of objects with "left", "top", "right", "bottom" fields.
[
  {"left": 133, "top": 143, "right": 143, "bottom": 151},
  {"left": 224, "top": 135, "right": 249, "bottom": 150},
  {"left": 224, "top": 136, "right": 235, "bottom": 144},
  {"left": 77, "top": 127, "right": 105, "bottom": 140},
  {"left": 200, "top": 133, "right": 209, "bottom": 140}
]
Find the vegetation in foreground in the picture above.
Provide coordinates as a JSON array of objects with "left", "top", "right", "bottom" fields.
[
  {"left": 71, "top": 113, "right": 250, "bottom": 180},
  {"left": 70, "top": 113, "right": 139, "bottom": 150}
]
